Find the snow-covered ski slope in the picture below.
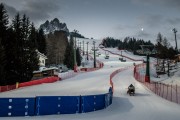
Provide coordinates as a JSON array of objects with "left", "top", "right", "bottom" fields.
[{"left": 1, "top": 38, "right": 180, "bottom": 120}]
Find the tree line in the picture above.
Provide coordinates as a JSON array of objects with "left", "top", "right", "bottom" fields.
[
  {"left": 45, "top": 31, "right": 82, "bottom": 70},
  {"left": 0, "top": 3, "right": 82, "bottom": 86},
  {"left": 63, "top": 35, "right": 82, "bottom": 70},
  {"left": 0, "top": 3, "right": 46, "bottom": 85},
  {"left": 102, "top": 37, "right": 154, "bottom": 53},
  {"left": 156, "top": 33, "right": 177, "bottom": 60},
  {"left": 102, "top": 34, "right": 177, "bottom": 60},
  {"left": 70, "top": 32, "right": 85, "bottom": 39}
]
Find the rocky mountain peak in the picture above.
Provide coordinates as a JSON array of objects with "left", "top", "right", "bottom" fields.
[{"left": 39, "top": 18, "right": 69, "bottom": 34}]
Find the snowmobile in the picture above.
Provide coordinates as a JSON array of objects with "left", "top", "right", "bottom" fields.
[{"left": 127, "top": 84, "right": 135, "bottom": 96}]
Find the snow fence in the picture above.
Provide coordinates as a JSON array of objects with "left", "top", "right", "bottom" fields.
[
  {"left": 134, "top": 63, "right": 180, "bottom": 104},
  {"left": 110, "top": 66, "right": 133, "bottom": 92},
  {"left": 0, "top": 89, "right": 112, "bottom": 117},
  {"left": 0, "top": 76, "right": 59, "bottom": 93},
  {"left": 99, "top": 47, "right": 140, "bottom": 91}
]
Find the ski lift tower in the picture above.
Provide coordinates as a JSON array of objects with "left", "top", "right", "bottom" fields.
[
  {"left": 73, "top": 29, "right": 78, "bottom": 72},
  {"left": 92, "top": 41, "right": 98, "bottom": 68},
  {"left": 140, "top": 45, "right": 155, "bottom": 83},
  {"left": 172, "top": 28, "right": 178, "bottom": 54}
]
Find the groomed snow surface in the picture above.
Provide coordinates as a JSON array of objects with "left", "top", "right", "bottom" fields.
[{"left": 0, "top": 38, "right": 180, "bottom": 120}]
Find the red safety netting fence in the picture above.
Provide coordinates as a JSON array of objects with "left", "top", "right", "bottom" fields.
[
  {"left": 0, "top": 76, "right": 59, "bottom": 92},
  {"left": 18, "top": 76, "right": 59, "bottom": 88},
  {"left": 134, "top": 63, "right": 180, "bottom": 104},
  {"left": 110, "top": 66, "right": 133, "bottom": 92},
  {"left": 0, "top": 84, "right": 16, "bottom": 92}
]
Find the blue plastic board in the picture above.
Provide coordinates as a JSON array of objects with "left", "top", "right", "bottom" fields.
[
  {"left": 105, "top": 93, "right": 112, "bottom": 107},
  {"left": 94, "top": 94, "right": 105, "bottom": 111},
  {"left": 82, "top": 94, "right": 105, "bottom": 113},
  {"left": 0, "top": 98, "right": 35, "bottom": 117},
  {"left": 58, "top": 96, "right": 80, "bottom": 114},
  {"left": 36, "top": 96, "right": 80, "bottom": 115}
]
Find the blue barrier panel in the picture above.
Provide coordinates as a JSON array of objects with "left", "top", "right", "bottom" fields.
[
  {"left": 0, "top": 98, "right": 35, "bottom": 117},
  {"left": 108, "top": 87, "right": 113, "bottom": 105},
  {"left": 105, "top": 92, "right": 113, "bottom": 107},
  {"left": 36, "top": 96, "right": 80, "bottom": 115},
  {"left": 82, "top": 94, "right": 105, "bottom": 113}
]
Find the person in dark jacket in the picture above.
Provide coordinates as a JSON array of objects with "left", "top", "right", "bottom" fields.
[{"left": 127, "top": 84, "right": 135, "bottom": 94}]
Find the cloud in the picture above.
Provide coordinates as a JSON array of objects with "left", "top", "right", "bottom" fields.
[
  {"left": 136, "top": 31, "right": 151, "bottom": 38},
  {"left": 2, "top": 0, "right": 61, "bottom": 25},
  {"left": 137, "top": 14, "right": 164, "bottom": 28},
  {"left": 131, "top": 0, "right": 180, "bottom": 9},
  {"left": 3, "top": 3, "right": 18, "bottom": 20},
  {"left": 115, "top": 25, "right": 127, "bottom": 31},
  {"left": 167, "top": 18, "right": 180, "bottom": 25},
  {"left": 20, "top": 0, "right": 61, "bottom": 21},
  {"left": 115, "top": 24, "right": 137, "bottom": 31}
]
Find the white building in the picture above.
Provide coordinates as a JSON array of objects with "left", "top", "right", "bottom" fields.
[{"left": 37, "top": 50, "right": 47, "bottom": 67}]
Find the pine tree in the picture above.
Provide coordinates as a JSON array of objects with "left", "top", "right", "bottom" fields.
[
  {"left": 0, "top": 3, "right": 9, "bottom": 44},
  {"left": 0, "top": 3, "right": 8, "bottom": 85},
  {"left": 12, "top": 13, "right": 24, "bottom": 82},
  {"left": 76, "top": 48, "right": 81, "bottom": 66},
  {"left": 0, "top": 38, "right": 6, "bottom": 85},
  {"left": 5, "top": 27, "right": 18, "bottom": 84},
  {"left": 21, "top": 14, "right": 29, "bottom": 81},
  {"left": 37, "top": 28, "right": 46, "bottom": 55},
  {"left": 63, "top": 35, "right": 74, "bottom": 69},
  {"left": 11, "top": 14, "right": 39, "bottom": 83},
  {"left": 0, "top": 5, "right": 41, "bottom": 84},
  {"left": 27, "top": 23, "right": 39, "bottom": 81},
  {"left": 156, "top": 32, "right": 163, "bottom": 45},
  {"left": 162, "top": 37, "right": 170, "bottom": 48},
  {"left": 64, "top": 42, "right": 71, "bottom": 67}
]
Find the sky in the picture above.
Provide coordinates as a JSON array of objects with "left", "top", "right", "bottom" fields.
[{"left": 0, "top": 0, "right": 180, "bottom": 48}]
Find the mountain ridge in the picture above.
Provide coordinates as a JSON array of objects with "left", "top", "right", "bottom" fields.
[{"left": 39, "top": 18, "right": 69, "bottom": 34}]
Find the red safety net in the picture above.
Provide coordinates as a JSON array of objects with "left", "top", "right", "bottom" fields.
[
  {"left": 0, "top": 84, "right": 16, "bottom": 92},
  {"left": 134, "top": 63, "right": 180, "bottom": 104},
  {"left": 19, "top": 76, "right": 59, "bottom": 88}
]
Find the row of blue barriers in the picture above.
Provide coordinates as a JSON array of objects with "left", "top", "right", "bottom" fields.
[{"left": 0, "top": 88, "right": 113, "bottom": 117}]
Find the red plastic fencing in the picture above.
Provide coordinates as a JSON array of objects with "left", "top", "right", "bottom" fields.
[
  {"left": 134, "top": 63, "right": 180, "bottom": 104},
  {"left": 19, "top": 76, "right": 59, "bottom": 88},
  {"left": 110, "top": 66, "right": 133, "bottom": 92},
  {"left": 0, "top": 84, "right": 16, "bottom": 92},
  {"left": 0, "top": 76, "right": 59, "bottom": 92}
]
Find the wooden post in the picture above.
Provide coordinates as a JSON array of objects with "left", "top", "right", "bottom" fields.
[{"left": 16, "top": 82, "right": 19, "bottom": 89}]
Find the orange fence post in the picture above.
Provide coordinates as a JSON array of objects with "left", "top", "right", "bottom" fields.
[{"left": 16, "top": 82, "right": 19, "bottom": 89}]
